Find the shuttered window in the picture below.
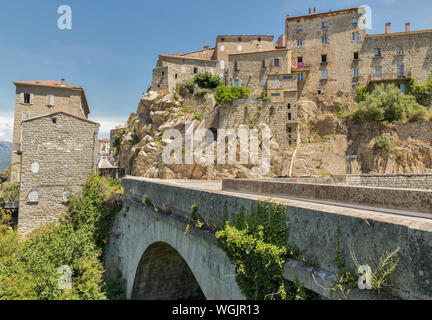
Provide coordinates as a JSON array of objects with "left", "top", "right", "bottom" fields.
[{"left": 47, "top": 95, "right": 54, "bottom": 106}]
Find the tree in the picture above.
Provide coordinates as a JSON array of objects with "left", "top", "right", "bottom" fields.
[{"left": 352, "top": 84, "right": 428, "bottom": 124}]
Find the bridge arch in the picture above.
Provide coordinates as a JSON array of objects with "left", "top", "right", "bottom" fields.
[
  {"left": 116, "top": 207, "right": 244, "bottom": 300},
  {"left": 131, "top": 242, "right": 205, "bottom": 300}
]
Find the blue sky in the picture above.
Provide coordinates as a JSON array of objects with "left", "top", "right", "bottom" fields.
[{"left": 0, "top": 0, "right": 431, "bottom": 140}]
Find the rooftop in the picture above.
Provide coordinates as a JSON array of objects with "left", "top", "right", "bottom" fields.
[
  {"left": 22, "top": 111, "right": 99, "bottom": 126},
  {"left": 286, "top": 7, "right": 359, "bottom": 22},
  {"left": 13, "top": 80, "right": 90, "bottom": 115}
]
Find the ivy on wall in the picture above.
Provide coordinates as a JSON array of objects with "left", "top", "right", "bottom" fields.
[{"left": 216, "top": 200, "right": 312, "bottom": 300}]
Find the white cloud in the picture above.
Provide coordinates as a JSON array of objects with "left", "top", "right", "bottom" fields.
[
  {"left": 90, "top": 116, "right": 127, "bottom": 139},
  {"left": 0, "top": 112, "right": 14, "bottom": 142}
]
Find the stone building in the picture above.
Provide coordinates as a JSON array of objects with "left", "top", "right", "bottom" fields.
[
  {"left": 11, "top": 80, "right": 99, "bottom": 233},
  {"left": 11, "top": 80, "right": 90, "bottom": 182},
  {"left": 148, "top": 6, "right": 432, "bottom": 149},
  {"left": 99, "top": 138, "right": 110, "bottom": 158}
]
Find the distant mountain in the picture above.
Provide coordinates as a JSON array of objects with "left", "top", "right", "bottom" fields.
[{"left": 0, "top": 141, "right": 12, "bottom": 172}]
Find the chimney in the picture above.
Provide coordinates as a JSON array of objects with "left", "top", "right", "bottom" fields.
[
  {"left": 385, "top": 22, "right": 391, "bottom": 34},
  {"left": 405, "top": 22, "right": 411, "bottom": 32},
  {"left": 287, "top": 12, "right": 290, "bottom": 18},
  {"left": 309, "top": 8, "right": 311, "bottom": 15},
  {"left": 61, "top": 78, "right": 65, "bottom": 83},
  {"left": 313, "top": 7, "right": 316, "bottom": 14}
]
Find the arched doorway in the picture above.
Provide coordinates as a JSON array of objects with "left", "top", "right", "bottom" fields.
[{"left": 131, "top": 242, "right": 206, "bottom": 300}]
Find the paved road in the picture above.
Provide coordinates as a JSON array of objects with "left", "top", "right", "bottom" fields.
[{"left": 127, "top": 177, "right": 432, "bottom": 220}]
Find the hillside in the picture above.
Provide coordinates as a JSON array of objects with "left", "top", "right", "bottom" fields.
[
  {"left": 115, "top": 87, "right": 432, "bottom": 179},
  {"left": 0, "top": 141, "right": 12, "bottom": 172}
]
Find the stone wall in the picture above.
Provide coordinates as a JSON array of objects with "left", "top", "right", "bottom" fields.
[
  {"left": 18, "top": 112, "right": 99, "bottom": 234},
  {"left": 218, "top": 100, "right": 293, "bottom": 149},
  {"left": 222, "top": 178, "right": 432, "bottom": 213},
  {"left": 344, "top": 174, "right": 432, "bottom": 190}
]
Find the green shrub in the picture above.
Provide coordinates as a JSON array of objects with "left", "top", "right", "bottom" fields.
[
  {"left": 408, "top": 76, "right": 432, "bottom": 106},
  {"left": 182, "top": 79, "right": 195, "bottom": 94},
  {"left": 192, "top": 109, "right": 206, "bottom": 121},
  {"left": 193, "top": 72, "right": 223, "bottom": 89},
  {"left": 110, "top": 129, "right": 125, "bottom": 157},
  {"left": 352, "top": 84, "right": 428, "bottom": 124},
  {"left": 355, "top": 84, "right": 373, "bottom": 102},
  {"left": 373, "top": 137, "right": 393, "bottom": 154},
  {"left": 0, "top": 182, "right": 20, "bottom": 204},
  {"left": 215, "top": 85, "right": 251, "bottom": 105}
]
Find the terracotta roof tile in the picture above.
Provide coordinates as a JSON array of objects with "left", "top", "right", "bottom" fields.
[{"left": 13, "top": 80, "right": 83, "bottom": 89}]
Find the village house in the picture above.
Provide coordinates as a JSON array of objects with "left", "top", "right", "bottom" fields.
[{"left": 11, "top": 80, "right": 99, "bottom": 233}]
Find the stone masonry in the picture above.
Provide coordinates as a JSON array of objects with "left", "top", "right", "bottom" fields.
[{"left": 18, "top": 112, "right": 99, "bottom": 234}]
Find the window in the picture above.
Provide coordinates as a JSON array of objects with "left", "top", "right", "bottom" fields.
[
  {"left": 317, "top": 90, "right": 321, "bottom": 95},
  {"left": 31, "top": 162, "right": 40, "bottom": 174},
  {"left": 273, "top": 77, "right": 279, "bottom": 89},
  {"left": 237, "top": 45, "right": 242, "bottom": 52},
  {"left": 220, "top": 37, "right": 225, "bottom": 42},
  {"left": 220, "top": 45, "right": 225, "bottom": 52},
  {"left": 297, "top": 39, "right": 303, "bottom": 47},
  {"left": 321, "top": 70, "right": 328, "bottom": 79},
  {"left": 352, "top": 18, "right": 358, "bottom": 25},
  {"left": 258, "top": 37, "right": 262, "bottom": 42},
  {"left": 352, "top": 85, "right": 357, "bottom": 89},
  {"left": 400, "top": 84, "right": 406, "bottom": 93},
  {"left": 298, "top": 73, "right": 304, "bottom": 81},
  {"left": 261, "top": 77, "right": 267, "bottom": 85},
  {"left": 396, "top": 46, "right": 404, "bottom": 55},
  {"left": 181, "top": 66, "right": 186, "bottom": 73},
  {"left": 375, "top": 67, "right": 382, "bottom": 78},
  {"left": 274, "top": 59, "right": 280, "bottom": 67},
  {"left": 352, "top": 32, "right": 359, "bottom": 41},
  {"left": 354, "top": 52, "right": 359, "bottom": 60},
  {"left": 47, "top": 95, "right": 54, "bottom": 106},
  {"left": 182, "top": 59, "right": 185, "bottom": 64},
  {"left": 161, "top": 71, "right": 165, "bottom": 76},
  {"left": 321, "top": 54, "right": 327, "bottom": 63},
  {"left": 397, "top": 64, "right": 405, "bottom": 76},
  {"left": 24, "top": 93, "right": 31, "bottom": 104},
  {"left": 52, "top": 118, "right": 57, "bottom": 124},
  {"left": 353, "top": 69, "right": 359, "bottom": 77},
  {"left": 28, "top": 190, "right": 39, "bottom": 203},
  {"left": 287, "top": 103, "right": 291, "bottom": 109},
  {"left": 374, "top": 48, "right": 382, "bottom": 57},
  {"left": 175, "top": 73, "right": 178, "bottom": 79},
  {"left": 288, "top": 113, "right": 292, "bottom": 120},
  {"left": 63, "top": 190, "right": 71, "bottom": 202},
  {"left": 288, "top": 127, "right": 292, "bottom": 133},
  {"left": 262, "top": 60, "right": 266, "bottom": 68},
  {"left": 234, "top": 79, "right": 240, "bottom": 87},
  {"left": 220, "top": 60, "right": 225, "bottom": 70},
  {"left": 296, "top": 26, "right": 303, "bottom": 31},
  {"left": 322, "top": 36, "right": 329, "bottom": 44},
  {"left": 322, "top": 22, "right": 328, "bottom": 29},
  {"left": 238, "top": 37, "right": 242, "bottom": 42},
  {"left": 22, "top": 112, "right": 29, "bottom": 121},
  {"left": 193, "top": 67, "right": 198, "bottom": 74},
  {"left": 234, "top": 61, "right": 239, "bottom": 71}
]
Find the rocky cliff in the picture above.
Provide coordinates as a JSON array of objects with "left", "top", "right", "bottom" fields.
[
  {"left": 0, "top": 141, "right": 12, "bottom": 173},
  {"left": 116, "top": 91, "right": 432, "bottom": 179}
]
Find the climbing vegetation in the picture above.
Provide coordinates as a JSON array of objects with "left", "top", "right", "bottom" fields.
[{"left": 216, "top": 200, "right": 313, "bottom": 300}]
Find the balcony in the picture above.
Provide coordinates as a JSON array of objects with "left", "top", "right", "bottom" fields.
[
  {"left": 292, "top": 62, "right": 310, "bottom": 71},
  {"left": 369, "top": 71, "right": 411, "bottom": 82}
]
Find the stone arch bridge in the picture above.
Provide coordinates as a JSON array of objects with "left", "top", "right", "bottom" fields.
[{"left": 105, "top": 177, "right": 432, "bottom": 300}]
